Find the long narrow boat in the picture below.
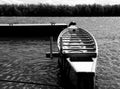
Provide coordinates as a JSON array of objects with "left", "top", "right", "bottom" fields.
[{"left": 57, "top": 23, "right": 98, "bottom": 89}]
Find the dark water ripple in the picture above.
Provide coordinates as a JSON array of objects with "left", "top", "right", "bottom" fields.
[{"left": 0, "top": 40, "right": 61, "bottom": 89}]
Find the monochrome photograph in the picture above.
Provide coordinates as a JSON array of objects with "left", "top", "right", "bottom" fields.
[{"left": 0, "top": 0, "right": 120, "bottom": 89}]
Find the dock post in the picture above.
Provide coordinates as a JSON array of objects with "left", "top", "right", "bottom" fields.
[
  {"left": 49, "top": 22, "right": 56, "bottom": 59},
  {"left": 50, "top": 36, "right": 53, "bottom": 59}
]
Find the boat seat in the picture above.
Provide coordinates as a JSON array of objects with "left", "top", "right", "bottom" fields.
[
  {"left": 69, "top": 57, "right": 93, "bottom": 61},
  {"left": 64, "top": 52, "right": 97, "bottom": 59}
]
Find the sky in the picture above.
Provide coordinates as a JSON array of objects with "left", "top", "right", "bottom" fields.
[
  {"left": 0, "top": 0, "right": 120, "bottom": 5},
  {"left": 0, "top": 0, "right": 24, "bottom": 4}
]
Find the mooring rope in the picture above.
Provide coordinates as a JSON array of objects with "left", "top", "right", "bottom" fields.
[{"left": 0, "top": 79, "right": 62, "bottom": 88}]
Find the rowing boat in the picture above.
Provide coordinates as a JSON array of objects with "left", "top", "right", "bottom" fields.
[
  {"left": 57, "top": 24, "right": 98, "bottom": 59},
  {"left": 57, "top": 23, "right": 98, "bottom": 89}
]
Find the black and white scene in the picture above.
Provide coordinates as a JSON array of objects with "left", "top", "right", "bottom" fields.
[{"left": 0, "top": 0, "right": 120, "bottom": 89}]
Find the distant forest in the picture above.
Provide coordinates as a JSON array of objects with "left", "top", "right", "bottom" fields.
[{"left": 0, "top": 4, "right": 120, "bottom": 16}]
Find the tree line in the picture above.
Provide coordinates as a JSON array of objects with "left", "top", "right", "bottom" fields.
[{"left": 0, "top": 4, "right": 120, "bottom": 16}]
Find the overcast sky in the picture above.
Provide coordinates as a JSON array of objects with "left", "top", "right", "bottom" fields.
[
  {"left": 0, "top": 0, "right": 120, "bottom": 5},
  {"left": 21, "top": 0, "right": 120, "bottom": 5}
]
